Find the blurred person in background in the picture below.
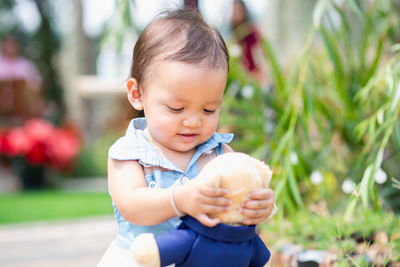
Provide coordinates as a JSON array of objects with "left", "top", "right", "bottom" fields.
[
  {"left": 184, "top": 0, "right": 198, "bottom": 9},
  {"left": 0, "top": 35, "right": 43, "bottom": 121},
  {"left": 0, "top": 35, "right": 41, "bottom": 91},
  {"left": 231, "top": 0, "right": 268, "bottom": 86}
]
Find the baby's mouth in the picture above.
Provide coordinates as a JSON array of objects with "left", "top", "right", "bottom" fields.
[{"left": 178, "top": 133, "right": 198, "bottom": 142}]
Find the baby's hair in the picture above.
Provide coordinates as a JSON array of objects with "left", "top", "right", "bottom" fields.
[{"left": 130, "top": 8, "right": 230, "bottom": 87}]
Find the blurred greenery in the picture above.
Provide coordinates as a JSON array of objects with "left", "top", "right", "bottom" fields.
[
  {"left": 261, "top": 209, "right": 400, "bottom": 265},
  {"left": 101, "top": 0, "right": 138, "bottom": 51},
  {"left": 221, "top": 0, "right": 400, "bottom": 216},
  {"left": 263, "top": 209, "right": 399, "bottom": 251},
  {"left": 62, "top": 134, "right": 116, "bottom": 178},
  {"left": 0, "top": 191, "right": 113, "bottom": 224}
]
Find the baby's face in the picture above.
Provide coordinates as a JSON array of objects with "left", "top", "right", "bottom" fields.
[{"left": 140, "top": 60, "right": 227, "bottom": 155}]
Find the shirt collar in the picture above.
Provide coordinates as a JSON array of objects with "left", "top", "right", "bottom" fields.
[{"left": 127, "top": 118, "right": 233, "bottom": 174}]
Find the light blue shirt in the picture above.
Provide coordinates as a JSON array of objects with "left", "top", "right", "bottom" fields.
[{"left": 108, "top": 118, "right": 233, "bottom": 249}]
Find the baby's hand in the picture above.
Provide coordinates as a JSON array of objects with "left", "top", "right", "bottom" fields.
[
  {"left": 174, "top": 179, "right": 231, "bottom": 227},
  {"left": 240, "top": 188, "right": 275, "bottom": 225}
]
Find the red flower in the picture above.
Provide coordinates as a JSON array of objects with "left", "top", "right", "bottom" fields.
[
  {"left": 25, "top": 142, "right": 50, "bottom": 166},
  {"left": 47, "top": 128, "right": 81, "bottom": 170},
  {"left": 24, "top": 119, "right": 55, "bottom": 143},
  {"left": 0, "top": 129, "right": 8, "bottom": 155},
  {"left": 2, "top": 127, "right": 30, "bottom": 156},
  {"left": 0, "top": 119, "right": 81, "bottom": 171}
]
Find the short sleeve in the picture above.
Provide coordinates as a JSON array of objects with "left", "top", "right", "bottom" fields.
[{"left": 108, "top": 135, "right": 140, "bottom": 160}]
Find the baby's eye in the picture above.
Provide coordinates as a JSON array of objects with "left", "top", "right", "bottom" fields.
[
  {"left": 203, "top": 109, "right": 216, "bottom": 114},
  {"left": 168, "top": 106, "right": 184, "bottom": 113}
]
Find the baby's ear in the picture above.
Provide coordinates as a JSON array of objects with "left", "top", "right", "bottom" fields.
[{"left": 127, "top": 78, "right": 144, "bottom": 110}]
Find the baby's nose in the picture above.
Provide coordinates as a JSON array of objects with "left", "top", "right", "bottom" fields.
[{"left": 183, "top": 116, "right": 201, "bottom": 127}]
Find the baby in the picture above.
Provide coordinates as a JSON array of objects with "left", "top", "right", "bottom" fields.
[{"left": 98, "top": 8, "right": 275, "bottom": 267}]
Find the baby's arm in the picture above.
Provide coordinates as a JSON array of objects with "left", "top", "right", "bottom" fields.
[
  {"left": 108, "top": 158, "right": 231, "bottom": 226},
  {"left": 108, "top": 158, "right": 178, "bottom": 225}
]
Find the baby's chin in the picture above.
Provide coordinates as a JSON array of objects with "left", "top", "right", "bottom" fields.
[
  {"left": 161, "top": 142, "right": 197, "bottom": 154},
  {"left": 171, "top": 138, "right": 209, "bottom": 151},
  {"left": 170, "top": 145, "right": 198, "bottom": 154}
]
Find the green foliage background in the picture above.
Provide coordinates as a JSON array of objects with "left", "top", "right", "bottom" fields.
[{"left": 221, "top": 0, "right": 400, "bottom": 217}]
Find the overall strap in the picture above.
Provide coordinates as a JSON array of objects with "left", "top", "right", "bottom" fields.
[{"left": 216, "top": 143, "right": 224, "bottom": 155}]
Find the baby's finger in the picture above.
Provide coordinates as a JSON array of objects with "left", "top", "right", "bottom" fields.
[
  {"left": 197, "top": 214, "right": 220, "bottom": 227},
  {"left": 248, "top": 188, "right": 274, "bottom": 200},
  {"left": 242, "top": 199, "right": 273, "bottom": 210},
  {"left": 201, "top": 203, "right": 230, "bottom": 214},
  {"left": 200, "top": 186, "right": 228, "bottom": 197},
  {"left": 240, "top": 207, "right": 269, "bottom": 218},
  {"left": 202, "top": 195, "right": 231, "bottom": 207}
]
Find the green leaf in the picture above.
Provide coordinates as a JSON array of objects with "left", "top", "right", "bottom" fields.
[
  {"left": 122, "top": 0, "right": 132, "bottom": 26},
  {"left": 345, "top": 0, "right": 365, "bottom": 22},
  {"left": 344, "top": 194, "right": 359, "bottom": 221},
  {"left": 364, "top": 36, "right": 384, "bottom": 83},
  {"left": 274, "top": 176, "right": 287, "bottom": 204},
  {"left": 392, "top": 122, "right": 400, "bottom": 161},
  {"left": 320, "top": 26, "right": 351, "bottom": 108},
  {"left": 360, "top": 165, "right": 372, "bottom": 209},
  {"left": 313, "top": 0, "right": 329, "bottom": 29},
  {"left": 271, "top": 131, "right": 292, "bottom": 166},
  {"left": 261, "top": 37, "right": 285, "bottom": 93},
  {"left": 370, "top": 148, "right": 384, "bottom": 211},
  {"left": 286, "top": 157, "right": 304, "bottom": 208},
  {"left": 390, "top": 81, "right": 400, "bottom": 113}
]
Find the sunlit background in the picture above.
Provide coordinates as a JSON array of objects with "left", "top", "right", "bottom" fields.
[{"left": 0, "top": 0, "right": 399, "bottom": 266}]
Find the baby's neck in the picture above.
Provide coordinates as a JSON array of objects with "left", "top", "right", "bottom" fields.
[{"left": 163, "top": 148, "right": 196, "bottom": 172}]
